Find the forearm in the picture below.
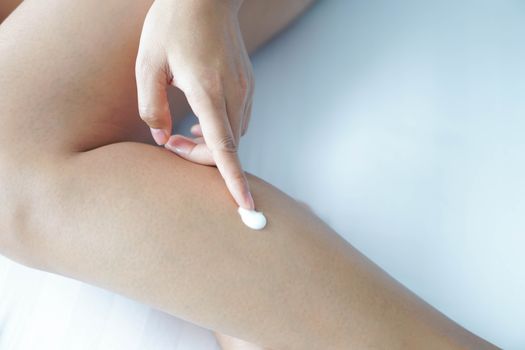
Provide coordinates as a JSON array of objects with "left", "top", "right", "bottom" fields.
[{"left": 6, "top": 142, "right": 497, "bottom": 349}]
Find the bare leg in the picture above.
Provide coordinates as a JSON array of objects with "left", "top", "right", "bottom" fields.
[
  {"left": 0, "top": 1, "right": 315, "bottom": 349},
  {"left": 0, "top": 1, "right": 497, "bottom": 349},
  {"left": 1, "top": 144, "right": 499, "bottom": 349},
  {"left": 0, "top": 0, "right": 316, "bottom": 150},
  {"left": 0, "top": 0, "right": 20, "bottom": 23},
  {"left": 215, "top": 332, "right": 271, "bottom": 350}
]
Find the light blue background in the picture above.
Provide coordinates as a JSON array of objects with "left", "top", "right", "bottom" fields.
[{"left": 236, "top": 0, "right": 525, "bottom": 348}]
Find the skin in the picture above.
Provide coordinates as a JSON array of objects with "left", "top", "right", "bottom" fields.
[
  {"left": 136, "top": 0, "right": 256, "bottom": 211},
  {"left": 215, "top": 332, "right": 271, "bottom": 350},
  {"left": 0, "top": 1, "right": 313, "bottom": 349},
  {"left": 0, "top": 0, "right": 499, "bottom": 349}
]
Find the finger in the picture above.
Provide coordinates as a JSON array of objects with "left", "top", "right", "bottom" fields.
[
  {"left": 165, "top": 134, "right": 214, "bottom": 165},
  {"left": 225, "top": 73, "right": 249, "bottom": 143},
  {"left": 190, "top": 123, "right": 203, "bottom": 137},
  {"left": 193, "top": 136, "right": 206, "bottom": 144},
  {"left": 225, "top": 97, "right": 244, "bottom": 143},
  {"left": 241, "top": 61, "right": 255, "bottom": 137},
  {"left": 135, "top": 56, "right": 172, "bottom": 145},
  {"left": 241, "top": 99, "right": 252, "bottom": 136},
  {"left": 185, "top": 90, "right": 254, "bottom": 210}
]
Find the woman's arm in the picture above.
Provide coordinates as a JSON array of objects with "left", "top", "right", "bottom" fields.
[{"left": 3, "top": 142, "right": 498, "bottom": 350}]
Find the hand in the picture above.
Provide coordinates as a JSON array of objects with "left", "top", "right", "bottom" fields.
[{"left": 136, "top": 0, "right": 255, "bottom": 210}]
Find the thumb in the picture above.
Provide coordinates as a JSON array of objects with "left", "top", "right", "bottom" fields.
[{"left": 135, "top": 57, "right": 172, "bottom": 145}]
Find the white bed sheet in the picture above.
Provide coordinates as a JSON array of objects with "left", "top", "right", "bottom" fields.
[
  {"left": 1, "top": 0, "right": 524, "bottom": 349},
  {"left": 0, "top": 257, "right": 220, "bottom": 350}
]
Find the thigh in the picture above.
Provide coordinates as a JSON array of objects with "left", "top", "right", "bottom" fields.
[
  {"left": 0, "top": 0, "right": 315, "bottom": 156},
  {"left": 0, "top": 0, "right": 21, "bottom": 23},
  {"left": 0, "top": 0, "right": 154, "bottom": 155}
]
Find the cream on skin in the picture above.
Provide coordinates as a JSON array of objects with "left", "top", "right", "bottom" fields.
[{"left": 238, "top": 207, "right": 267, "bottom": 230}]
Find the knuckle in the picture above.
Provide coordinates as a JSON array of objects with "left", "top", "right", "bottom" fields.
[
  {"left": 135, "top": 54, "right": 171, "bottom": 83},
  {"left": 230, "top": 171, "right": 247, "bottom": 186},
  {"left": 200, "top": 73, "right": 223, "bottom": 96},
  {"left": 186, "top": 80, "right": 224, "bottom": 109},
  {"left": 235, "top": 72, "right": 253, "bottom": 101},
  {"left": 213, "top": 135, "right": 238, "bottom": 153},
  {"left": 237, "top": 73, "right": 249, "bottom": 94},
  {"left": 138, "top": 107, "right": 166, "bottom": 126}
]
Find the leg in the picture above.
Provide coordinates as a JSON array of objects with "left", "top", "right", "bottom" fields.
[
  {"left": 0, "top": 1, "right": 497, "bottom": 350},
  {"left": 215, "top": 332, "right": 272, "bottom": 350},
  {"left": 0, "top": 1, "right": 315, "bottom": 349},
  {"left": 0, "top": 0, "right": 316, "bottom": 154},
  {"left": 2, "top": 145, "right": 499, "bottom": 350},
  {"left": 0, "top": 0, "right": 20, "bottom": 23}
]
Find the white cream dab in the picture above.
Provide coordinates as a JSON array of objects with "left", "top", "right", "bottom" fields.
[{"left": 238, "top": 207, "right": 267, "bottom": 230}]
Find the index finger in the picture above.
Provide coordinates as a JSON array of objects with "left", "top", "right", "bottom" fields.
[{"left": 186, "top": 91, "right": 255, "bottom": 210}]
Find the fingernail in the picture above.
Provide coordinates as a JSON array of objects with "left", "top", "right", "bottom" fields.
[
  {"left": 165, "top": 137, "right": 195, "bottom": 155},
  {"left": 150, "top": 128, "right": 170, "bottom": 146}
]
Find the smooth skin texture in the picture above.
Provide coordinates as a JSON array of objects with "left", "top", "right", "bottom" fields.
[
  {"left": 136, "top": 0, "right": 256, "bottom": 211},
  {"left": 0, "top": 1, "right": 498, "bottom": 349},
  {"left": 0, "top": 1, "right": 313, "bottom": 349}
]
